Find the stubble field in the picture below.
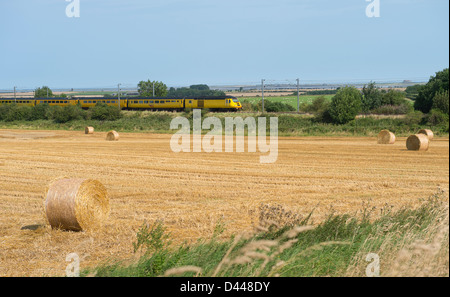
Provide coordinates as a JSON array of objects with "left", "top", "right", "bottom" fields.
[{"left": 0, "top": 129, "right": 448, "bottom": 276}]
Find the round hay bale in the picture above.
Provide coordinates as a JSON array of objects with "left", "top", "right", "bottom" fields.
[
  {"left": 85, "top": 127, "right": 94, "bottom": 134},
  {"left": 418, "top": 129, "right": 434, "bottom": 141},
  {"left": 106, "top": 130, "right": 119, "bottom": 141},
  {"left": 406, "top": 134, "right": 429, "bottom": 151},
  {"left": 377, "top": 130, "right": 396, "bottom": 144},
  {"left": 44, "top": 178, "right": 110, "bottom": 231}
]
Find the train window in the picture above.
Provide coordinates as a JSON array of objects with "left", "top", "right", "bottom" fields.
[
  {"left": 139, "top": 101, "right": 143, "bottom": 104},
  {"left": 133, "top": 101, "right": 137, "bottom": 104},
  {"left": 150, "top": 101, "right": 154, "bottom": 103},
  {"left": 155, "top": 101, "right": 159, "bottom": 103},
  {"left": 64, "top": 101, "right": 68, "bottom": 103},
  {"left": 84, "top": 101, "right": 87, "bottom": 103},
  {"left": 144, "top": 101, "right": 148, "bottom": 104},
  {"left": 88, "top": 101, "right": 92, "bottom": 103},
  {"left": 189, "top": 100, "right": 192, "bottom": 104},
  {"left": 172, "top": 100, "right": 175, "bottom": 103}
]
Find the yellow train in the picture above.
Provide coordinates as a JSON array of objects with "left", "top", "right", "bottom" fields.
[{"left": 0, "top": 96, "right": 242, "bottom": 111}]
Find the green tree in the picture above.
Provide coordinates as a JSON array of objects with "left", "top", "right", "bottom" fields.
[
  {"left": 167, "top": 86, "right": 225, "bottom": 97},
  {"left": 405, "top": 84, "right": 423, "bottom": 100},
  {"left": 138, "top": 80, "right": 168, "bottom": 97},
  {"left": 414, "top": 68, "right": 449, "bottom": 113},
  {"left": 381, "top": 89, "right": 406, "bottom": 106},
  {"left": 34, "top": 86, "right": 54, "bottom": 98},
  {"left": 432, "top": 90, "right": 449, "bottom": 115},
  {"left": 189, "top": 84, "right": 210, "bottom": 91},
  {"left": 361, "top": 82, "right": 383, "bottom": 112},
  {"left": 328, "top": 86, "right": 362, "bottom": 124}
]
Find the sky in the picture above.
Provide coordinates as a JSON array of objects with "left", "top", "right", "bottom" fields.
[{"left": 0, "top": 0, "right": 449, "bottom": 89}]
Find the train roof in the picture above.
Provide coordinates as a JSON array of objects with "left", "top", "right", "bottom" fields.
[{"left": 0, "top": 97, "right": 76, "bottom": 100}]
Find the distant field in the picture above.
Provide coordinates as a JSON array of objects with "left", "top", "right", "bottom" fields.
[
  {"left": 239, "top": 95, "right": 335, "bottom": 108},
  {"left": 70, "top": 91, "right": 112, "bottom": 96}
]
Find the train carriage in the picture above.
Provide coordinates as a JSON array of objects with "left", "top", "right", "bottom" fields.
[
  {"left": 36, "top": 98, "right": 78, "bottom": 107},
  {"left": 0, "top": 98, "right": 36, "bottom": 107},
  {"left": 127, "top": 97, "right": 184, "bottom": 110},
  {"left": 77, "top": 97, "right": 127, "bottom": 109}
]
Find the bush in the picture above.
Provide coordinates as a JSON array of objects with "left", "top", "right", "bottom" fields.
[
  {"left": 30, "top": 103, "right": 51, "bottom": 120},
  {"left": 263, "top": 101, "right": 295, "bottom": 112},
  {"left": 0, "top": 104, "right": 33, "bottom": 122},
  {"left": 89, "top": 103, "right": 122, "bottom": 121},
  {"left": 328, "top": 86, "right": 362, "bottom": 124},
  {"left": 371, "top": 103, "right": 413, "bottom": 115},
  {"left": 426, "top": 109, "right": 449, "bottom": 126},
  {"left": 402, "top": 111, "right": 424, "bottom": 126},
  {"left": 301, "top": 96, "right": 329, "bottom": 114},
  {"left": 255, "top": 100, "right": 294, "bottom": 113},
  {"left": 240, "top": 101, "right": 254, "bottom": 112},
  {"left": 0, "top": 104, "right": 12, "bottom": 121},
  {"left": 48, "top": 105, "right": 85, "bottom": 123}
]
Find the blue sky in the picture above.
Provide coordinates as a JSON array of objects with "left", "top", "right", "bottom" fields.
[{"left": 0, "top": 0, "right": 448, "bottom": 89}]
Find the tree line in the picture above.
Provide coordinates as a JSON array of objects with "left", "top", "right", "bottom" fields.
[
  {"left": 309, "top": 68, "right": 448, "bottom": 126},
  {"left": 137, "top": 81, "right": 225, "bottom": 97}
]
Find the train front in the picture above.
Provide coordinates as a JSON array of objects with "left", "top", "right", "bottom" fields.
[{"left": 228, "top": 96, "right": 242, "bottom": 110}]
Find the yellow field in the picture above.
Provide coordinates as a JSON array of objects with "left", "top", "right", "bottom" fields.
[{"left": 0, "top": 129, "right": 448, "bottom": 276}]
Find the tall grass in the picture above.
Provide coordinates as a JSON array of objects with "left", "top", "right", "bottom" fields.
[{"left": 84, "top": 191, "right": 449, "bottom": 277}]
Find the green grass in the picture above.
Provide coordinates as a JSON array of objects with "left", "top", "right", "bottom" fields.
[
  {"left": 83, "top": 192, "right": 449, "bottom": 277},
  {"left": 1, "top": 110, "right": 448, "bottom": 137}
]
